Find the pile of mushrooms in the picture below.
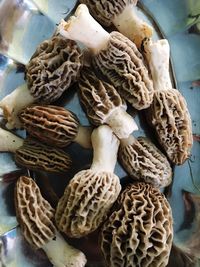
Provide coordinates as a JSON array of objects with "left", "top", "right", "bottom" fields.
[
  {"left": 0, "top": 1, "right": 194, "bottom": 267},
  {"left": 78, "top": 67, "right": 172, "bottom": 187},
  {"left": 0, "top": 34, "right": 83, "bottom": 129},
  {"left": 58, "top": 4, "right": 154, "bottom": 110},
  {"left": 18, "top": 69, "right": 172, "bottom": 187},
  {"left": 15, "top": 176, "right": 87, "bottom": 267},
  {"left": 80, "top": 0, "right": 153, "bottom": 48}
]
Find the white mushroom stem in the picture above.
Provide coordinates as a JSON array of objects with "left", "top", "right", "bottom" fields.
[
  {"left": 0, "top": 84, "right": 35, "bottom": 129},
  {"left": 42, "top": 231, "right": 87, "bottom": 267},
  {"left": 58, "top": 4, "right": 110, "bottom": 55},
  {"left": 0, "top": 127, "right": 23, "bottom": 152},
  {"left": 112, "top": 3, "right": 153, "bottom": 47},
  {"left": 105, "top": 107, "right": 138, "bottom": 139},
  {"left": 143, "top": 39, "right": 172, "bottom": 91},
  {"left": 91, "top": 125, "right": 119, "bottom": 173},
  {"left": 73, "top": 126, "right": 92, "bottom": 149}
]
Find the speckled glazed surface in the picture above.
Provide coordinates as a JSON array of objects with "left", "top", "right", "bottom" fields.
[{"left": 0, "top": 0, "right": 200, "bottom": 266}]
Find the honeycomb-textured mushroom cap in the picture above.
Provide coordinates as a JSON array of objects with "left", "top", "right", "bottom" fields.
[
  {"left": 26, "top": 35, "right": 83, "bottom": 103},
  {"left": 119, "top": 136, "right": 172, "bottom": 187},
  {"left": 15, "top": 138, "right": 72, "bottom": 173},
  {"left": 148, "top": 89, "right": 193, "bottom": 165},
  {"left": 80, "top": 0, "right": 136, "bottom": 27},
  {"left": 101, "top": 182, "right": 173, "bottom": 267},
  {"left": 79, "top": 68, "right": 137, "bottom": 138},
  {"left": 15, "top": 176, "right": 56, "bottom": 249},
  {"left": 55, "top": 169, "right": 121, "bottom": 238},
  {"left": 79, "top": 67, "right": 125, "bottom": 125},
  {"left": 19, "top": 105, "right": 79, "bottom": 147},
  {"left": 79, "top": 0, "right": 153, "bottom": 48},
  {"left": 93, "top": 31, "right": 154, "bottom": 110}
]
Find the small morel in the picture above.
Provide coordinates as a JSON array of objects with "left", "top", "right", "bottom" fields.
[
  {"left": 56, "top": 125, "right": 121, "bottom": 237},
  {"left": 15, "top": 176, "right": 87, "bottom": 267}
]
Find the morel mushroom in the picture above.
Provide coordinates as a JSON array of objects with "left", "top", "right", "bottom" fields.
[
  {"left": 19, "top": 105, "right": 92, "bottom": 149},
  {"left": 80, "top": 0, "right": 153, "bottom": 48},
  {"left": 119, "top": 136, "right": 172, "bottom": 187},
  {"left": 77, "top": 63, "right": 171, "bottom": 186},
  {"left": 58, "top": 4, "right": 154, "bottom": 110},
  {"left": 15, "top": 176, "right": 87, "bottom": 267},
  {"left": 78, "top": 68, "right": 138, "bottom": 139},
  {"left": 0, "top": 35, "right": 83, "bottom": 129},
  {"left": 55, "top": 125, "right": 121, "bottom": 238},
  {"left": 0, "top": 84, "right": 35, "bottom": 129},
  {"left": 101, "top": 182, "right": 173, "bottom": 267},
  {"left": 0, "top": 127, "right": 72, "bottom": 173},
  {"left": 143, "top": 39, "right": 193, "bottom": 165},
  {"left": 26, "top": 35, "right": 82, "bottom": 103}
]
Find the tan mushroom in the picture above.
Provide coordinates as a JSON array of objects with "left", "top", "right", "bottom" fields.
[
  {"left": 101, "top": 182, "right": 173, "bottom": 267},
  {"left": 119, "top": 136, "right": 172, "bottom": 187},
  {"left": 0, "top": 35, "right": 83, "bottom": 129},
  {"left": 80, "top": 0, "right": 153, "bottom": 48},
  {"left": 55, "top": 125, "right": 121, "bottom": 238},
  {"left": 58, "top": 4, "right": 154, "bottom": 110},
  {"left": 78, "top": 67, "right": 138, "bottom": 139},
  {"left": 15, "top": 176, "right": 87, "bottom": 267},
  {"left": 19, "top": 105, "right": 92, "bottom": 149},
  {"left": 0, "top": 127, "right": 72, "bottom": 173},
  {"left": 26, "top": 35, "right": 82, "bottom": 103},
  {"left": 78, "top": 66, "right": 171, "bottom": 186},
  {"left": 143, "top": 39, "right": 193, "bottom": 165}
]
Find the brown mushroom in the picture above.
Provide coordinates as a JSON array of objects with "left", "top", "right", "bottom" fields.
[
  {"left": 80, "top": 69, "right": 171, "bottom": 187},
  {"left": 26, "top": 35, "right": 82, "bottom": 103},
  {"left": 78, "top": 67, "right": 138, "bottom": 139},
  {"left": 77, "top": 63, "right": 172, "bottom": 186},
  {"left": 55, "top": 125, "right": 121, "bottom": 238},
  {"left": 119, "top": 136, "right": 172, "bottom": 187},
  {"left": 15, "top": 176, "right": 87, "bottom": 267},
  {"left": 19, "top": 105, "right": 92, "bottom": 149},
  {"left": 0, "top": 127, "right": 72, "bottom": 173},
  {"left": 0, "top": 35, "right": 83, "bottom": 129},
  {"left": 58, "top": 4, "right": 154, "bottom": 110},
  {"left": 143, "top": 39, "right": 193, "bottom": 165},
  {"left": 101, "top": 182, "right": 173, "bottom": 267},
  {"left": 80, "top": 0, "right": 153, "bottom": 48}
]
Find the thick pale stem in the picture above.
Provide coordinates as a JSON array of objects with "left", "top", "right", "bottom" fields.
[
  {"left": 58, "top": 4, "right": 110, "bottom": 55},
  {"left": 143, "top": 39, "right": 172, "bottom": 91},
  {"left": 106, "top": 107, "right": 138, "bottom": 139},
  {"left": 120, "top": 134, "right": 137, "bottom": 148},
  {"left": 0, "top": 128, "right": 23, "bottom": 152},
  {"left": 91, "top": 125, "right": 119, "bottom": 172},
  {"left": 113, "top": 4, "right": 153, "bottom": 48},
  {"left": 42, "top": 231, "right": 87, "bottom": 267},
  {"left": 0, "top": 84, "right": 35, "bottom": 129},
  {"left": 73, "top": 126, "right": 92, "bottom": 149}
]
